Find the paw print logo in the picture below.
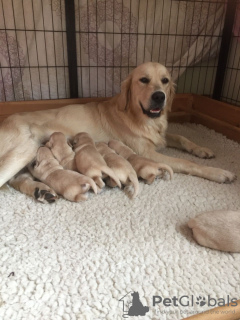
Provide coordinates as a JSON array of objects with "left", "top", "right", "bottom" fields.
[{"left": 196, "top": 296, "right": 206, "bottom": 307}]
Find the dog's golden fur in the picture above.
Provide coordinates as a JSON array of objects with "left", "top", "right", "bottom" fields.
[{"left": 1, "top": 62, "right": 236, "bottom": 196}]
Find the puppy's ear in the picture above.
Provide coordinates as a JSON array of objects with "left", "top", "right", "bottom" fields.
[
  {"left": 118, "top": 74, "right": 132, "bottom": 111},
  {"left": 30, "top": 159, "right": 39, "bottom": 169},
  {"left": 167, "top": 80, "right": 176, "bottom": 112},
  {"left": 67, "top": 139, "right": 73, "bottom": 148},
  {"left": 45, "top": 140, "right": 52, "bottom": 148}
]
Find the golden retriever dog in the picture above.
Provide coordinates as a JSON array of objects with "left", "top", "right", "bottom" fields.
[
  {"left": 28, "top": 147, "right": 98, "bottom": 202},
  {"left": 72, "top": 132, "right": 121, "bottom": 190},
  {"left": 95, "top": 142, "right": 139, "bottom": 198},
  {"left": 45, "top": 132, "right": 76, "bottom": 170},
  {"left": 109, "top": 139, "right": 173, "bottom": 184},
  {"left": 1, "top": 62, "right": 236, "bottom": 197},
  {"left": 188, "top": 210, "right": 240, "bottom": 253}
]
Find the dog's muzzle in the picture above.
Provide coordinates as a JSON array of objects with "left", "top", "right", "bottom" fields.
[{"left": 140, "top": 91, "right": 166, "bottom": 118}]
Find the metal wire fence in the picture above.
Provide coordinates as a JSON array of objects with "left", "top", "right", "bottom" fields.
[{"left": 0, "top": 0, "right": 239, "bottom": 106}]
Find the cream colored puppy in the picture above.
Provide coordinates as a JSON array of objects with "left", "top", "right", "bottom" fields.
[
  {"left": 28, "top": 147, "right": 97, "bottom": 202},
  {"left": 96, "top": 142, "right": 139, "bottom": 198},
  {"left": 108, "top": 140, "right": 173, "bottom": 184},
  {"left": 45, "top": 132, "right": 76, "bottom": 170},
  {"left": 72, "top": 132, "right": 121, "bottom": 190},
  {"left": 188, "top": 210, "right": 240, "bottom": 253}
]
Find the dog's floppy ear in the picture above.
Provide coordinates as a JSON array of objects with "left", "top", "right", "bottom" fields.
[
  {"left": 167, "top": 80, "right": 176, "bottom": 112},
  {"left": 118, "top": 74, "right": 132, "bottom": 111}
]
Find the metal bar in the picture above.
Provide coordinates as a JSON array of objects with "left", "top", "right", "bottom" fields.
[
  {"left": 64, "top": 0, "right": 78, "bottom": 98},
  {"left": 212, "top": 0, "right": 238, "bottom": 100}
]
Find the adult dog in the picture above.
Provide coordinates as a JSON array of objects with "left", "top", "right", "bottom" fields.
[{"left": 0, "top": 62, "right": 236, "bottom": 195}]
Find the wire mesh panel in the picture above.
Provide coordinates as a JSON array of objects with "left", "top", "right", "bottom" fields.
[
  {"left": 74, "top": 0, "right": 227, "bottom": 98},
  {"left": 220, "top": 0, "right": 240, "bottom": 106},
  {"left": 0, "top": 0, "right": 239, "bottom": 106},
  {"left": 0, "top": 0, "right": 69, "bottom": 101}
]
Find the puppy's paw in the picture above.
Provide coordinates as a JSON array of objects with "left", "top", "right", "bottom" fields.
[
  {"left": 191, "top": 146, "right": 215, "bottom": 159},
  {"left": 34, "top": 187, "right": 58, "bottom": 204},
  {"left": 157, "top": 164, "right": 173, "bottom": 180},
  {"left": 124, "top": 185, "right": 135, "bottom": 199}
]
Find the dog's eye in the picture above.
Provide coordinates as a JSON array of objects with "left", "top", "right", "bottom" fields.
[
  {"left": 162, "top": 78, "right": 169, "bottom": 84},
  {"left": 139, "top": 77, "right": 150, "bottom": 84}
]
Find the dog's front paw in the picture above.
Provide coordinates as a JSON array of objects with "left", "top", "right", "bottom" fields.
[
  {"left": 191, "top": 146, "right": 215, "bottom": 159},
  {"left": 34, "top": 187, "right": 58, "bottom": 204},
  {"left": 206, "top": 168, "right": 237, "bottom": 183}
]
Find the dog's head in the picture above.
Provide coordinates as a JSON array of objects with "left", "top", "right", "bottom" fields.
[{"left": 118, "top": 62, "right": 175, "bottom": 119}]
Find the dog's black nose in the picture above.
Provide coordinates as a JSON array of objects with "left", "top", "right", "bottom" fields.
[{"left": 151, "top": 91, "right": 165, "bottom": 103}]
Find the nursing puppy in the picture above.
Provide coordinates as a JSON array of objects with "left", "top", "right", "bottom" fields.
[
  {"left": 109, "top": 140, "right": 173, "bottom": 184},
  {"left": 8, "top": 169, "right": 58, "bottom": 204},
  {"left": 28, "top": 147, "right": 98, "bottom": 202},
  {"left": 188, "top": 210, "right": 240, "bottom": 253},
  {"left": 72, "top": 132, "right": 121, "bottom": 190},
  {"left": 95, "top": 142, "right": 139, "bottom": 198},
  {"left": 45, "top": 132, "right": 76, "bottom": 170}
]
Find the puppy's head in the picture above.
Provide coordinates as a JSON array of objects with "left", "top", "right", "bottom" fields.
[
  {"left": 46, "top": 132, "right": 66, "bottom": 148},
  {"left": 72, "top": 132, "right": 94, "bottom": 148},
  {"left": 95, "top": 142, "right": 113, "bottom": 156},
  {"left": 118, "top": 62, "right": 175, "bottom": 118}
]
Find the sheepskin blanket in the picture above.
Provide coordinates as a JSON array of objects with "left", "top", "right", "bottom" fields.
[{"left": 0, "top": 123, "right": 239, "bottom": 320}]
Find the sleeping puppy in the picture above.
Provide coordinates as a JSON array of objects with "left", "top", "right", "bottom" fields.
[
  {"left": 45, "top": 132, "right": 76, "bottom": 170},
  {"left": 8, "top": 169, "right": 58, "bottom": 204},
  {"left": 28, "top": 147, "right": 98, "bottom": 202},
  {"left": 95, "top": 142, "right": 139, "bottom": 199},
  {"left": 188, "top": 210, "right": 240, "bottom": 253},
  {"left": 72, "top": 132, "right": 121, "bottom": 190},
  {"left": 108, "top": 140, "right": 173, "bottom": 184}
]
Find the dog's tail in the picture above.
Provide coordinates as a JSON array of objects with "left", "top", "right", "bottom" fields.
[
  {"left": 101, "top": 166, "right": 121, "bottom": 188},
  {"left": 124, "top": 172, "right": 139, "bottom": 199}
]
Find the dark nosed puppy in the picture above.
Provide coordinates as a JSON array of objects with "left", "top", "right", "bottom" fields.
[
  {"left": 28, "top": 147, "right": 98, "bottom": 202},
  {"left": 72, "top": 132, "right": 121, "bottom": 191},
  {"left": 96, "top": 142, "right": 139, "bottom": 199},
  {"left": 108, "top": 139, "right": 173, "bottom": 184}
]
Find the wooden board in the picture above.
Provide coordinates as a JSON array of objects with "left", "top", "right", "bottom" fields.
[
  {"left": 192, "top": 95, "right": 240, "bottom": 127},
  {"left": 191, "top": 110, "right": 240, "bottom": 143}
]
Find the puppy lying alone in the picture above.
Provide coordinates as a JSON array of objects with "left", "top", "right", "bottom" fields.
[
  {"left": 72, "top": 132, "right": 121, "bottom": 190},
  {"left": 108, "top": 140, "right": 173, "bottom": 184},
  {"left": 188, "top": 210, "right": 240, "bottom": 253},
  {"left": 28, "top": 147, "right": 98, "bottom": 202},
  {"left": 96, "top": 142, "right": 139, "bottom": 199},
  {"left": 45, "top": 132, "right": 76, "bottom": 170}
]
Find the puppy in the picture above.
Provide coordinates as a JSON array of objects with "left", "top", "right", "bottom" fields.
[
  {"left": 28, "top": 147, "right": 98, "bottom": 202},
  {"left": 45, "top": 132, "right": 77, "bottom": 170},
  {"left": 188, "top": 210, "right": 240, "bottom": 253},
  {"left": 72, "top": 132, "right": 121, "bottom": 190},
  {"left": 108, "top": 140, "right": 173, "bottom": 184},
  {"left": 95, "top": 142, "right": 139, "bottom": 198}
]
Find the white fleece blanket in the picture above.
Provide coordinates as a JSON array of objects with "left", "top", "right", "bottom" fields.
[{"left": 0, "top": 123, "right": 240, "bottom": 320}]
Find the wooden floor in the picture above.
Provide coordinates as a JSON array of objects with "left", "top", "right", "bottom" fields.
[{"left": 0, "top": 94, "right": 239, "bottom": 143}]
